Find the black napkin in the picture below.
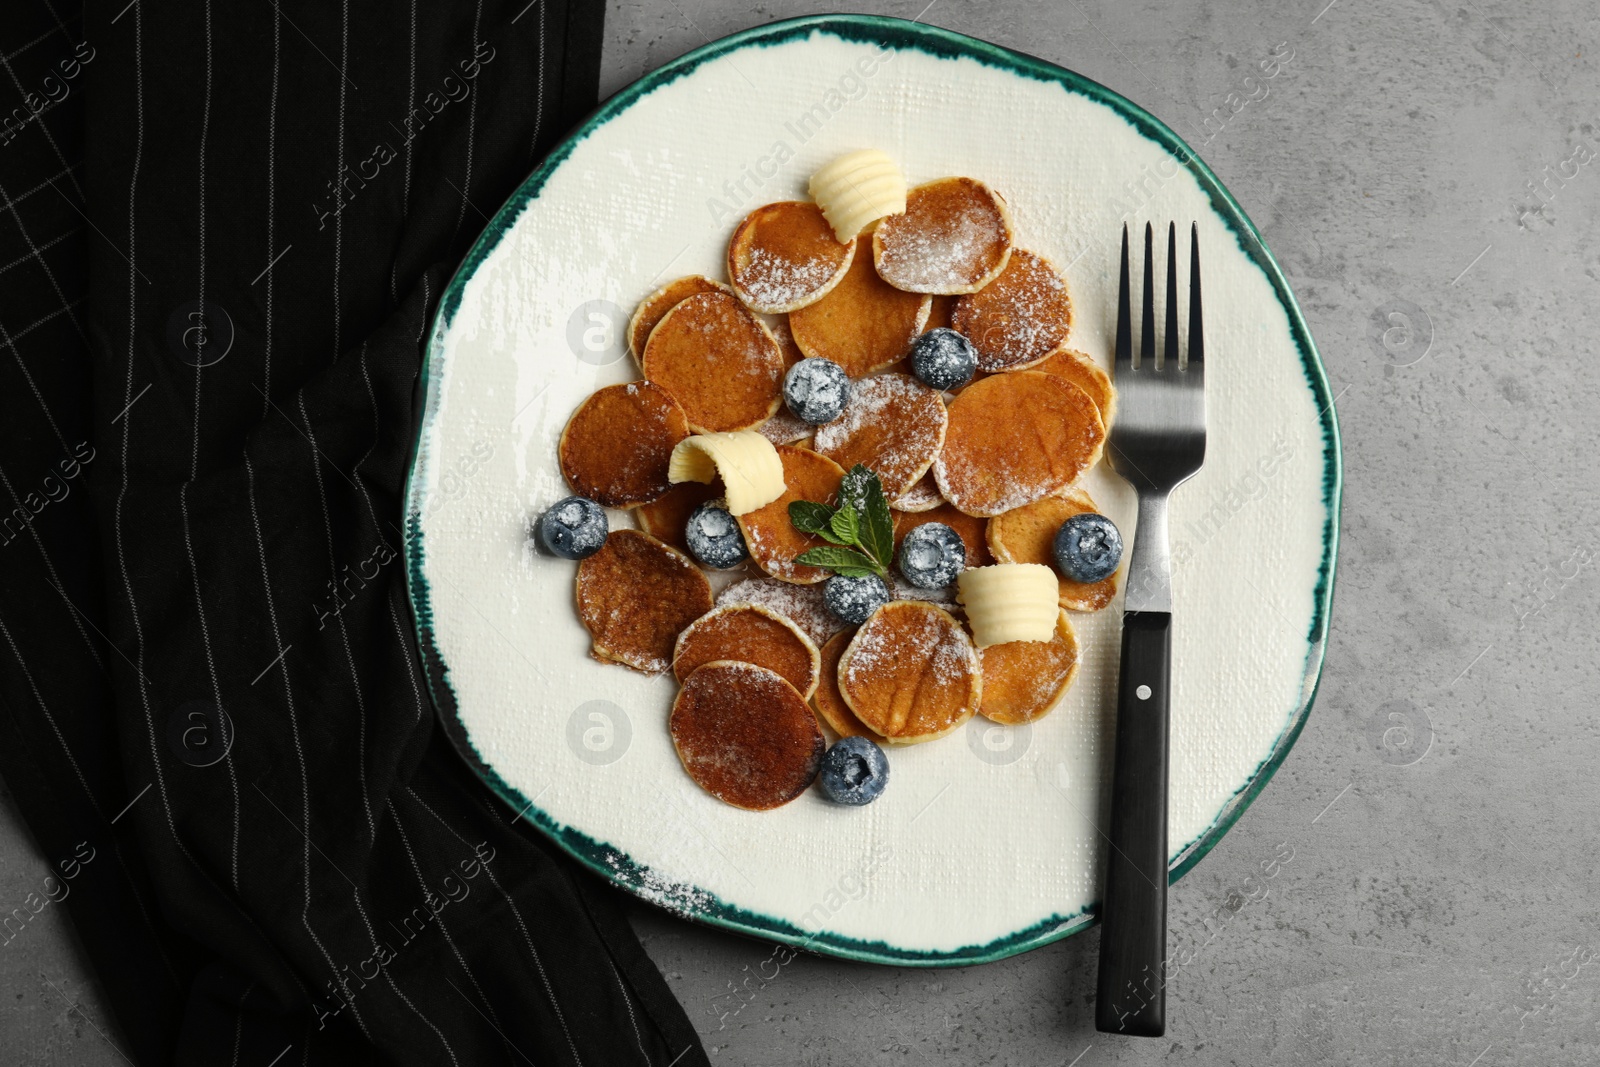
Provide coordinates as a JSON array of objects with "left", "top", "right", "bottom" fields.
[{"left": 0, "top": 1, "right": 709, "bottom": 1063}]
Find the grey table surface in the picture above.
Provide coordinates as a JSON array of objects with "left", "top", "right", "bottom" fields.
[{"left": 6, "top": 0, "right": 1599, "bottom": 1063}]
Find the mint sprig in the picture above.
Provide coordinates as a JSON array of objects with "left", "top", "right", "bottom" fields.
[{"left": 788, "top": 464, "right": 895, "bottom": 579}]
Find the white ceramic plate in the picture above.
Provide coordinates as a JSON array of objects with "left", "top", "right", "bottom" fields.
[{"left": 403, "top": 15, "right": 1340, "bottom": 965}]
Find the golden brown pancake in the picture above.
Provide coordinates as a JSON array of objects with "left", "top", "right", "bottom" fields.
[
  {"left": 716, "top": 576, "right": 845, "bottom": 647},
  {"left": 627, "top": 275, "right": 729, "bottom": 367},
  {"left": 642, "top": 291, "right": 784, "bottom": 433},
  {"left": 737, "top": 445, "right": 845, "bottom": 585},
  {"left": 670, "top": 661, "right": 824, "bottom": 811},
  {"left": 558, "top": 381, "right": 690, "bottom": 509},
  {"left": 872, "top": 178, "right": 1014, "bottom": 295},
  {"left": 1029, "top": 348, "right": 1116, "bottom": 428},
  {"left": 951, "top": 249, "right": 1073, "bottom": 372},
  {"left": 985, "top": 487, "right": 1119, "bottom": 611},
  {"left": 634, "top": 480, "right": 721, "bottom": 553},
  {"left": 811, "top": 373, "right": 948, "bottom": 501},
  {"left": 757, "top": 409, "right": 812, "bottom": 445},
  {"left": 891, "top": 471, "right": 944, "bottom": 512},
  {"left": 788, "top": 250, "right": 931, "bottom": 377},
  {"left": 892, "top": 503, "right": 993, "bottom": 568},
  {"left": 575, "top": 530, "right": 713, "bottom": 673},
  {"left": 811, "top": 630, "right": 885, "bottom": 742},
  {"left": 672, "top": 604, "right": 821, "bottom": 699},
  {"left": 925, "top": 294, "right": 957, "bottom": 332},
  {"left": 728, "top": 201, "right": 856, "bottom": 314},
  {"left": 933, "top": 372, "right": 1105, "bottom": 517},
  {"left": 977, "top": 610, "right": 1080, "bottom": 724},
  {"left": 767, "top": 315, "right": 805, "bottom": 372},
  {"left": 838, "top": 602, "right": 981, "bottom": 744}
]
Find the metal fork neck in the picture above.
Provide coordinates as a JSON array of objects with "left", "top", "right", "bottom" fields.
[{"left": 1123, "top": 491, "right": 1172, "bottom": 613}]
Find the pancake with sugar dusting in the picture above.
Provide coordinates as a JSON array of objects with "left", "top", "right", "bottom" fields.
[
  {"left": 575, "top": 530, "right": 712, "bottom": 673},
  {"left": 933, "top": 372, "right": 1105, "bottom": 517},
  {"left": 951, "top": 249, "right": 1073, "bottom": 372},
  {"left": 728, "top": 201, "right": 856, "bottom": 314},
  {"left": 642, "top": 291, "right": 784, "bottom": 432},
  {"left": 672, "top": 604, "right": 821, "bottom": 699},
  {"left": 891, "top": 471, "right": 944, "bottom": 512},
  {"left": 1028, "top": 347, "right": 1117, "bottom": 428},
  {"left": 671, "top": 661, "right": 824, "bottom": 811},
  {"left": 812, "top": 373, "right": 947, "bottom": 501},
  {"left": 892, "top": 502, "right": 993, "bottom": 568},
  {"left": 811, "top": 630, "right": 885, "bottom": 742},
  {"left": 559, "top": 381, "right": 690, "bottom": 508},
  {"left": 737, "top": 445, "right": 845, "bottom": 585},
  {"left": 838, "top": 601, "right": 981, "bottom": 744},
  {"left": 788, "top": 250, "right": 931, "bottom": 377},
  {"left": 628, "top": 275, "right": 730, "bottom": 367},
  {"left": 977, "top": 610, "right": 1080, "bottom": 725},
  {"left": 985, "top": 487, "right": 1119, "bottom": 611},
  {"left": 634, "top": 480, "right": 721, "bottom": 553},
  {"left": 872, "top": 178, "right": 1014, "bottom": 295},
  {"left": 716, "top": 576, "right": 844, "bottom": 647}
]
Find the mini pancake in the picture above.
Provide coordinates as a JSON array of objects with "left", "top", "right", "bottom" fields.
[
  {"left": 559, "top": 381, "right": 690, "bottom": 508},
  {"left": 575, "top": 530, "right": 713, "bottom": 673},
  {"left": 838, "top": 601, "right": 981, "bottom": 744},
  {"left": 672, "top": 604, "right": 821, "bottom": 699},
  {"left": 728, "top": 201, "right": 856, "bottom": 314},
  {"left": 767, "top": 315, "right": 805, "bottom": 372},
  {"left": 872, "top": 178, "right": 1014, "bottom": 295},
  {"left": 978, "top": 610, "right": 1080, "bottom": 725},
  {"left": 811, "top": 630, "right": 885, "bottom": 742},
  {"left": 716, "top": 576, "right": 845, "bottom": 647},
  {"left": 951, "top": 249, "right": 1073, "bottom": 372},
  {"left": 634, "top": 480, "right": 721, "bottom": 553},
  {"left": 925, "top": 295, "right": 957, "bottom": 332},
  {"left": 985, "top": 487, "right": 1119, "bottom": 611},
  {"left": 1029, "top": 347, "right": 1117, "bottom": 428},
  {"left": 892, "top": 471, "right": 944, "bottom": 512},
  {"left": 628, "top": 275, "right": 730, "bottom": 367},
  {"left": 642, "top": 291, "right": 784, "bottom": 433},
  {"left": 670, "top": 661, "right": 824, "bottom": 811},
  {"left": 737, "top": 445, "right": 845, "bottom": 585},
  {"left": 893, "top": 502, "right": 993, "bottom": 568},
  {"left": 757, "top": 409, "right": 812, "bottom": 445},
  {"left": 933, "top": 372, "right": 1105, "bottom": 517},
  {"left": 811, "top": 373, "right": 948, "bottom": 501},
  {"left": 788, "top": 250, "right": 931, "bottom": 377}
]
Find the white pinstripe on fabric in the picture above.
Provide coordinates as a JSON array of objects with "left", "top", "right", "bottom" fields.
[
  {"left": 451, "top": 0, "right": 486, "bottom": 241},
  {"left": 0, "top": 227, "right": 77, "bottom": 278},
  {"left": 0, "top": 178, "right": 87, "bottom": 344},
  {"left": 0, "top": 462, "right": 106, "bottom": 672},
  {"left": 0, "top": 53, "right": 88, "bottom": 203}
]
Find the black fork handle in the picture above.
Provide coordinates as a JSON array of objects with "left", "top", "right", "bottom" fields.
[{"left": 1095, "top": 609, "right": 1171, "bottom": 1037}]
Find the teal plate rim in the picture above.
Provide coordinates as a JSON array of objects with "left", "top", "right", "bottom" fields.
[{"left": 402, "top": 13, "right": 1343, "bottom": 967}]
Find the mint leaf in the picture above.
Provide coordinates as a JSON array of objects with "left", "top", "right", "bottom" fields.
[
  {"left": 828, "top": 503, "right": 860, "bottom": 545},
  {"left": 795, "top": 546, "right": 881, "bottom": 575},
  {"left": 788, "top": 500, "right": 835, "bottom": 535},
  {"left": 859, "top": 472, "right": 895, "bottom": 572}
]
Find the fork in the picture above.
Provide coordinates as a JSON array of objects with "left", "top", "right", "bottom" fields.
[{"left": 1093, "top": 222, "right": 1206, "bottom": 1037}]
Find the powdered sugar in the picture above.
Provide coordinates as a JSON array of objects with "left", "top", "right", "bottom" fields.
[
  {"left": 812, "top": 373, "right": 947, "bottom": 500},
  {"left": 717, "top": 576, "right": 846, "bottom": 646}
]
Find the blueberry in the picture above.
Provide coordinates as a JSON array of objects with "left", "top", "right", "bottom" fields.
[
  {"left": 1053, "top": 512, "right": 1122, "bottom": 583},
  {"left": 784, "top": 357, "right": 851, "bottom": 424},
  {"left": 908, "top": 328, "right": 978, "bottom": 391},
  {"left": 817, "top": 735, "right": 889, "bottom": 805},
  {"left": 823, "top": 574, "right": 890, "bottom": 624},
  {"left": 537, "top": 496, "right": 608, "bottom": 559},
  {"left": 685, "top": 502, "right": 748, "bottom": 569},
  {"left": 897, "top": 522, "right": 966, "bottom": 589}
]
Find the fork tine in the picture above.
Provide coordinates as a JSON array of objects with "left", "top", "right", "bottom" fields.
[
  {"left": 1140, "top": 223, "right": 1155, "bottom": 370},
  {"left": 1188, "top": 223, "right": 1203, "bottom": 367},
  {"left": 1164, "top": 222, "right": 1179, "bottom": 369},
  {"left": 1115, "top": 224, "right": 1131, "bottom": 373}
]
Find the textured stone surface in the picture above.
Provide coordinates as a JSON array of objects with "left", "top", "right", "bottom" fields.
[{"left": 7, "top": 2, "right": 1597, "bottom": 1063}]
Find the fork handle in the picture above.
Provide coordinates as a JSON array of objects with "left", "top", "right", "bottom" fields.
[{"left": 1095, "top": 609, "right": 1171, "bottom": 1037}]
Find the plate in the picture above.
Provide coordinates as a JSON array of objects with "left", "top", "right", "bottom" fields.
[{"left": 403, "top": 14, "right": 1340, "bottom": 965}]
